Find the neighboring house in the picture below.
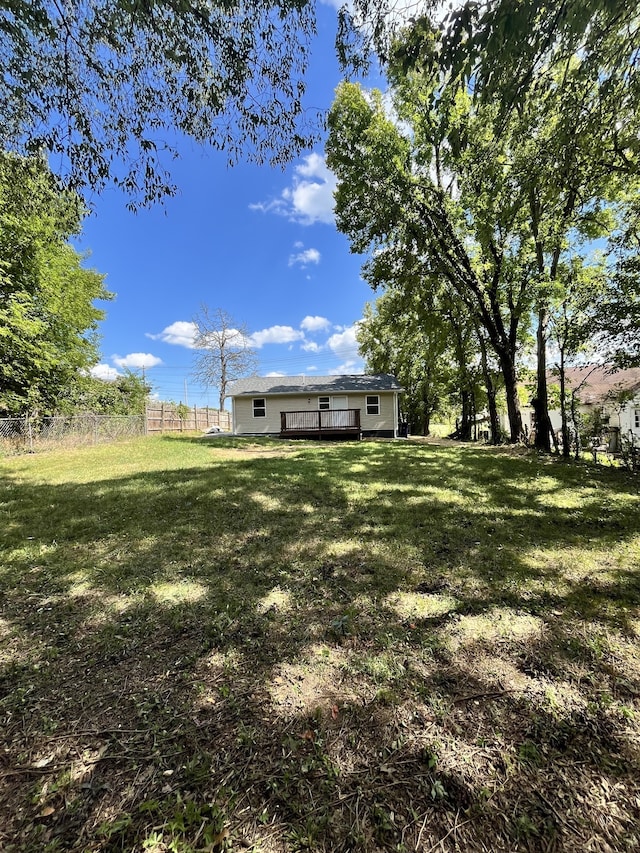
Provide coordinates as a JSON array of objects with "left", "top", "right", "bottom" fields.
[
  {"left": 228, "top": 374, "right": 403, "bottom": 439},
  {"left": 518, "top": 366, "right": 640, "bottom": 443}
]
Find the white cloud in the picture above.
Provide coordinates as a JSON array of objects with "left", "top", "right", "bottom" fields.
[
  {"left": 321, "top": 324, "right": 365, "bottom": 374},
  {"left": 288, "top": 247, "right": 321, "bottom": 268},
  {"left": 266, "top": 371, "right": 285, "bottom": 377},
  {"left": 147, "top": 321, "right": 198, "bottom": 349},
  {"left": 326, "top": 324, "right": 360, "bottom": 354},
  {"left": 296, "top": 151, "right": 329, "bottom": 179},
  {"left": 300, "top": 315, "right": 331, "bottom": 333},
  {"left": 90, "top": 363, "right": 122, "bottom": 381},
  {"left": 250, "top": 152, "right": 337, "bottom": 225},
  {"left": 330, "top": 359, "right": 364, "bottom": 375},
  {"left": 251, "top": 325, "right": 305, "bottom": 348},
  {"left": 306, "top": 365, "right": 318, "bottom": 372},
  {"left": 301, "top": 340, "right": 321, "bottom": 353},
  {"left": 113, "top": 352, "right": 163, "bottom": 369}
]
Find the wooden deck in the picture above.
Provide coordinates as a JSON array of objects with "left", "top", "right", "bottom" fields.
[{"left": 280, "top": 409, "right": 361, "bottom": 439}]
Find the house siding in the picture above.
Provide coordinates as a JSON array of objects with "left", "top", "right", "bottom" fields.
[
  {"left": 608, "top": 396, "right": 640, "bottom": 438},
  {"left": 504, "top": 395, "right": 640, "bottom": 442},
  {"left": 360, "top": 392, "right": 397, "bottom": 436},
  {"left": 232, "top": 392, "right": 398, "bottom": 436}
]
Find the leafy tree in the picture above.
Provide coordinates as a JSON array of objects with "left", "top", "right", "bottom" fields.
[
  {"left": 57, "top": 371, "right": 151, "bottom": 415},
  {"left": 192, "top": 306, "right": 258, "bottom": 410},
  {"left": 0, "top": 151, "right": 110, "bottom": 416},
  {"left": 413, "top": 1, "right": 640, "bottom": 449},
  {"left": 547, "top": 257, "right": 606, "bottom": 456},
  {"left": 327, "top": 77, "right": 533, "bottom": 441},
  {"left": 334, "top": 10, "right": 640, "bottom": 449},
  {"left": 596, "top": 197, "right": 640, "bottom": 367},
  {"left": 357, "top": 288, "right": 451, "bottom": 436},
  {"left": 0, "top": 0, "right": 396, "bottom": 205},
  {"left": 414, "top": 0, "right": 640, "bottom": 127},
  {"left": 506, "top": 58, "right": 631, "bottom": 450}
]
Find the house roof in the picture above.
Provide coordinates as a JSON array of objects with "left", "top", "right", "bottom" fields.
[
  {"left": 552, "top": 366, "right": 640, "bottom": 404},
  {"left": 228, "top": 374, "right": 403, "bottom": 397}
]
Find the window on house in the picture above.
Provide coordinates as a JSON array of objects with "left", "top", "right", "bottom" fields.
[
  {"left": 318, "top": 396, "right": 330, "bottom": 410},
  {"left": 366, "top": 395, "right": 380, "bottom": 415},
  {"left": 635, "top": 409, "right": 640, "bottom": 429},
  {"left": 253, "top": 398, "right": 266, "bottom": 418}
]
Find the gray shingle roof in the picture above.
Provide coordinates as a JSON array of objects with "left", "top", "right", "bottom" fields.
[{"left": 228, "top": 374, "right": 402, "bottom": 397}]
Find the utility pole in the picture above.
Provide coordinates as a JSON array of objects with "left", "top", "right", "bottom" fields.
[{"left": 184, "top": 378, "right": 188, "bottom": 405}]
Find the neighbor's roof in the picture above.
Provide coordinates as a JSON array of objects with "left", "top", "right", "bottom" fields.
[
  {"left": 228, "top": 374, "right": 403, "bottom": 397},
  {"left": 552, "top": 365, "right": 640, "bottom": 404}
]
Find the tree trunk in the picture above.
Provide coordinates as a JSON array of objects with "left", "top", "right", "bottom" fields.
[
  {"left": 487, "top": 384, "right": 500, "bottom": 444},
  {"left": 534, "top": 307, "right": 553, "bottom": 452},
  {"left": 471, "top": 392, "right": 477, "bottom": 441},
  {"left": 478, "top": 331, "right": 500, "bottom": 444},
  {"left": 499, "top": 352, "right": 523, "bottom": 442},
  {"left": 422, "top": 379, "right": 432, "bottom": 436},
  {"left": 571, "top": 391, "right": 582, "bottom": 461},
  {"left": 559, "top": 348, "right": 570, "bottom": 458},
  {"left": 460, "top": 390, "right": 472, "bottom": 440}
]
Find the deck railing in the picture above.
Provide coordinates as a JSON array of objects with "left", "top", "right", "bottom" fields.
[{"left": 280, "top": 409, "right": 361, "bottom": 436}]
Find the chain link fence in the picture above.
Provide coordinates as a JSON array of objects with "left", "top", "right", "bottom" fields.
[{"left": 0, "top": 415, "right": 145, "bottom": 455}]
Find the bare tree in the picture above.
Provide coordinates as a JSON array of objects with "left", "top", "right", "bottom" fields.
[{"left": 192, "top": 307, "right": 258, "bottom": 410}]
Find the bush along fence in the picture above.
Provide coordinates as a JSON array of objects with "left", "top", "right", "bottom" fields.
[{"left": 145, "top": 404, "right": 230, "bottom": 434}]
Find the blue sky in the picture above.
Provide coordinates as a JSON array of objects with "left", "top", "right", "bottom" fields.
[{"left": 74, "top": 3, "right": 379, "bottom": 409}]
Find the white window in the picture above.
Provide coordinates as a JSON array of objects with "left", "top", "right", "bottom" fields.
[
  {"left": 366, "top": 395, "right": 380, "bottom": 415},
  {"left": 318, "top": 396, "right": 330, "bottom": 410},
  {"left": 635, "top": 409, "right": 640, "bottom": 429},
  {"left": 253, "top": 398, "right": 266, "bottom": 418}
]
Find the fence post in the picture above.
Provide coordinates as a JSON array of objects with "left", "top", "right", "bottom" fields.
[
  {"left": 144, "top": 405, "right": 148, "bottom": 436},
  {"left": 27, "top": 416, "right": 33, "bottom": 452},
  {"left": 161, "top": 402, "right": 165, "bottom": 433}
]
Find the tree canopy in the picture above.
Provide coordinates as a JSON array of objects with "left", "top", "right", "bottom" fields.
[
  {"left": 327, "top": 78, "right": 533, "bottom": 441},
  {"left": 406, "top": 0, "right": 640, "bottom": 126},
  {"left": 329, "top": 6, "right": 640, "bottom": 444},
  {"left": 0, "top": 0, "right": 401, "bottom": 206},
  {"left": 596, "top": 199, "right": 640, "bottom": 367},
  {"left": 57, "top": 370, "right": 151, "bottom": 416},
  {"left": 0, "top": 151, "right": 110, "bottom": 415}
]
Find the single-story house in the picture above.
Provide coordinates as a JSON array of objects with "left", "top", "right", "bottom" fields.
[
  {"left": 228, "top": 374, "right": 404, "bottom": 439},
  {"left": 517, "top": 365, "right": 640, "bottom": 444}
]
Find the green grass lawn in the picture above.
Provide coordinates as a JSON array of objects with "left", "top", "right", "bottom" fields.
[{"left": 1, "top": 435, "right": 639, "bottom": 852}]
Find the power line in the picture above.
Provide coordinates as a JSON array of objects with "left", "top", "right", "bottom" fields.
[{"left": 139, "top": 345, "right": 364, "bottom": 371}]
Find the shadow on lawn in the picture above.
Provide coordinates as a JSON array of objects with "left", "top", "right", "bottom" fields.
[{"left": 0, "top": 438, "right": 639, "bottom": 851}]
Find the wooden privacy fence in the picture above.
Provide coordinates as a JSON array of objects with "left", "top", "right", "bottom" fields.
[{"left": 146, "top": 404, "right": 230, "bottom": 434}]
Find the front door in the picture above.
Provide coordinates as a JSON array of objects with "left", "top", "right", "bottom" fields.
[{"left": 331, "top": 396, "right": 348, "bottom": 427}]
